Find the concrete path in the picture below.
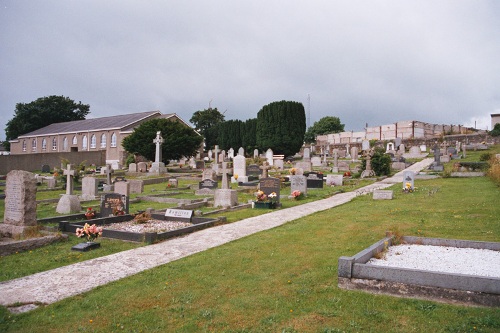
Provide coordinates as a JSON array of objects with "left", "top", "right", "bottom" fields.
[{"left": 0, "top": 159, "right": 433, "bottom": 313}]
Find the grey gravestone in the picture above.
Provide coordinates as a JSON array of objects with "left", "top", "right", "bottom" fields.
[
  {"left": 266, "top": 148, "right": 274, "bottom": 166},
  {"left": 351, "top": 146, "right": 359, "bottom": 161},
  {"left": 274, "top": 159, "right": 284, "bottom": 170},
  {"left": 305, "top": 172, "right": 324, "bottom": 188},
  {"left": 202, "top": 168, "right": 217, "bottom": 181},
  {"left": 403, "top": 171, "right": 415, "bottom": 190},
  {"left": 362, "top": 140, "right": 370, "bottom": 151},
  {"left": 0, "top": 170, "right": 37, "bottom": 237},
  {"left": 290, "top": 175, "right": 307, "bottom": 196},
  {"left": 101, "top": 193, "right": 129, "bottom": 216},
  {"left": 129, "top": 179, "right": 144, "bottom": 194},
  {"left": 137, "top": 162, "right": 148, "bottom": 172},
  {"left": 114, "top": 181, "right": 130, "bottom": 197},
  {"left": 195, "top": 188, "right": 215, "bottom": 196},
  {"left": 311, "top": 156, "right": 322, "bottom": 167},
  {"left": 46, "top": 177, "right": 57, "bottom": 189},
  {"left": 247, "top": 164, "right": 261, "bottom": 177},
  {"left": 199, "top": 179, "right": 218, "bottom": 189},
  {"left": 303, "top": 147, "right": 311, "bottom": 161},
  {"left": 373, "top": 190, "right": 394, "bottom": 200},
  {"left": 326, "top": 174, "right": 343, "bottom": 186},
  {"left": 81, "top": 176, "right": 98, "bottom": 200},
  {"left": 128, "top": 163, "right": 137, "bottom": 172},
  {"left": 259, "top": 177, "right": 281, "bottom": 203},
  {"left": 195, "top": 160, "right": 205, "bottom": 169},
  {"left": 395, "top": 137, "right": 402, "bottom": 148},
  {"left": 232, "top": 155, "right": 248, "bottom": 183},
  {"left": 41, "top": 164, "right": 51, "bottom": 173},
  {"left": 295, "top": 161, "right": 312, "bottom": 172},
  {"left": 338, "top": 161, "right": 350, "bottom": 172}
]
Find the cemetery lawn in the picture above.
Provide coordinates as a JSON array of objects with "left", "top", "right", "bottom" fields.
[
  {"left": 1, "top": 176, "right": 499, "bottom": 332},
  {"left": 0, "top": 235, "right": 143, "bottom": 282}
]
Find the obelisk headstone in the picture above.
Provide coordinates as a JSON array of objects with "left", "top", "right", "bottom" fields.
[{"left": 0, "top": 170, "right": 38, "bottom": 237}]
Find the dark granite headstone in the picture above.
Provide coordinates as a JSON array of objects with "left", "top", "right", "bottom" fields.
[
  {"left": 259, "top": 177, "right": 281, "bottom": 203},
  {"left": 199, "top": 179, "right": 218, "bottom": 189},
  {"left": 247, "top": 164, "right": 261, "bottom": 176},
  {"left": 100, "top": 193, "right": 129, "bottom": 216},
  {"left": 305, "top": 172, "right": 324, "bottom": 188},
  {"left": 41, "top": 164, "right": 51, "bottom": 173}
]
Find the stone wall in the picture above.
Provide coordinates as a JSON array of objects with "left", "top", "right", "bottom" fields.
[{"left": 0, "top": 150, "right": 106, "bottom": 175}]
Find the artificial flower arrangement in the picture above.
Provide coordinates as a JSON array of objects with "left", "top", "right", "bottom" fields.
[
  {"left": 76, "top": 223, "right": 103, "bottom": 243},
  {"left": 289, "top": 168, "right": 297, "bottom": 175},
  {"left": 113, "top": 204, "right": 125, "bottom": 216},
  {"left": 291, "top": 190, "right": 303, "bottom": 200},
  {"left": 402, "top": 182, "right": 414, "bottom": 193},
  {"left": 85, "top": 207, "right": 95, "bottom": 220},
  {"left": 255, "top": 190, "right": 267, "bottom": 202}
]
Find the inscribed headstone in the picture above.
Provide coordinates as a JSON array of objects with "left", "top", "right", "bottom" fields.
[
  {"left": 326, "top": 174, "right": 343, "bottom": 186},
  {"left": 128, "top": 163, "right": 137, "bottom": 172},
  {"left": 373, "top": 190, "right": 394, "bottom": 200},
  {"left": 305, "top": 172, "right": 324, "bottom": 188},
  {"left": 41, "top": 164, "right": 51, "bottom": 173},
  {"left": 129, "top": 179, "right": 144, "bottom": 194},
  {"left": 232, "top": 155, "right": 248, "bottom": 183},
  {"left": 290, "top": 175, "right": 307, "bottom": 197},
  {"left": 303, "top": 147, "right": 311, "bottom": 161},
  {"left": 100, "top": 193, "right": 129, "bottom": 216},
  {"left": 114, "top": 181, "right": 130, "bottom": 197},
  {"left": 402, "top": 170, "right": 415, "bottom": 190},
  {"left": 311, "top": 156, "right": 322, "bottom": 167},
  {"left": 137, "top": 162, "right": 148, "bottom": 172},
  {"left": 81, "top": 177, "right": 98, "bottom": 200},
  {"left": 266, "top": 148, "right": 274, "bottom": 166},
  {"left": 259, "top": 177, "right": 281, "bottom": 203},
  {"left": 199, "top": 179, "right": 218, "bottom": 189}
]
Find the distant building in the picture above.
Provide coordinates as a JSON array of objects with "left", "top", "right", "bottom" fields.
[
  {"left": 316, "top": 120, "right": 480, "bottom": 145},
  {"left": 492, "top": 113, "right": 500, "bottom": 129},
  {"left": 8, "top": 111, "right": 194, "bottom": 168}
]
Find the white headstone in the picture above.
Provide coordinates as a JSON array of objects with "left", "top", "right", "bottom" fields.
[
  {"left": 303, "top": 148, "right": 311, "bottom": 161},
  {"left": 238, "top": 147, "right": 245, "bottom": 156},
  {"left": 326, "top": 174, "right": 343, "bottom": 186},
  {"left": 266, "top": 148, "right": 274, "bottom": 166},
  {"left": 254, "top": 149, "right": 259, "bottom": 158},
  {"left": 232, "top": 155, "right": 248, "bottom": 183}
]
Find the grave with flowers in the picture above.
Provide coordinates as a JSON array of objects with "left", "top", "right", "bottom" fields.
[{"left": 254, "top": 177, "right": 281, "bottom": 209}]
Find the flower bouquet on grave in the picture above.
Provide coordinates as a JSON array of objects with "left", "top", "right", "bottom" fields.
[
  {"left": 85, "top": 207, "right": 95, "bottom": 220},
  {"left": 402, "top": 182, "right": 414, "bottom": 193},
  {"left": 289, "top": 168, "right": 297, "bottom": 175},
  {"left": 76, "top": 223, "right": 103, "bottom": 243},
  {"left": 291, "top": 190, "right": 303, "bottom": 200}
]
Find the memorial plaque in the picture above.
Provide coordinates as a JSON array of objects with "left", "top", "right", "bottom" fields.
[
  {"left": 373, "top": 190, "right": 394, "bottom": 200},
  {"left": 199, "top": 179, "right": 218, "bottom": 189},
  {"left": 165, "top": 208, "right": 193, "bottom": 221},
  {"left": 100, "top": 193, "right": 129, "bottom": 216}
]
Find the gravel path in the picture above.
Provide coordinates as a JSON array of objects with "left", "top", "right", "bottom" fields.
[
  {"left": 367, "top": 244, "right": 500, "bottom": 278},
  {"left": 104, "top": 220, "right": 192, "bottom": 233}
]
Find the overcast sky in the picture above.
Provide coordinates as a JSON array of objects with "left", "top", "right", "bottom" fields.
[{"left": 1, "top": 0, "right": 499, "bottom": 141}]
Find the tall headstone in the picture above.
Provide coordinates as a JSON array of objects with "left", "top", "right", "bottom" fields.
[
  {"left": 290, "top": 175, "right": 307, "bottom": 197},
  {"left": 351, "top": 146, "right": 359, "bottom": 161},
  {"left": 56, "top": 164, "right": 82, "bottom": 214},
  {"left": 150, "top": 131, "right": 167, "bottom": 173},
  {"left": 128, "top": 163, "right": 137, "bottom": 172},
  {"left": 81, "top": 176, "right": 98, "bottom": 200},
  {"left": 213, "top": 162, "right": 238, "bottom": 208},
  {"left": 303, "top": 147, "right": 311, "bottom": 161},
  {"left": 253, "top": 149, "right": 259, "bottom": 158},
  {"left": 0, "top": 170, "right": 38, "bottom": 237},
  {"left": 266, "top": 148, "right": 274, "bottom": 166},
  {"left": 238, "top": 147, "right": 245, "bottom": 157},
  {"left": 227, "top": 148, "right": 235, "bottom": 159},
  {"left": 232, "top": 155, "right": 248, "bottom": 183}
]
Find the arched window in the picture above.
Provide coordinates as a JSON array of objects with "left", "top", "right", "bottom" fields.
[
  {"left": 41, "top": 138, "right": 47, "bottom": 150},
  {"left": 22, "top": 140, "right": 27, "bottom": 152},
  {"left": 52, "top": 138, "right": 57, "bottom": 150},
  {"left": 63, "top": 137, "right": 68, "bottom": 151},
  {"left": 82, "top": 135, "right": 88, "bottom": 150},
  {"left": 90, "top": 135, "right": 96, "bottom": 148},
  {"left": 32, "top": 139, "right": 37, "bottom": 151},
  {"left": 111, "top": 133, "right": 117, "bottom": 147},
  {"left": 100, "top": 134, "right": 107, "bottom": 148},
  {"left": 72, "top": 136, "right": 77, "bottom": 145}
]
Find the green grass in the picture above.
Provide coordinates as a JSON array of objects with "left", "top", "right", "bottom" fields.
[
  {"left": 0, "top": 175, "right": 499, "bottom": 332},
  {"left": 0, "top": 235, "right": 143, "bottom": 282}
]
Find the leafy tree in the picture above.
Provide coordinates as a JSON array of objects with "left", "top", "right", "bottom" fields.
[
  {"left": 490, "top": 123, "right": 500, "bottom": 137},
  {"left": 189, "top": 107, "right": 225, "bottom": 149},
  {"left": 122, "top": 118, "right": 203, "bottom": 164},
  {"left": 4, "top": 95, "right": 90, "bottom": 150},
  {"left": 241, "top": 118, "right": 257, "bottom": 153},
  {"left": 256, "top": 100, "right": 306, "bottom": 157},
  {"left": 217, "top": 119, "right": 243, "bottom": 150},
  {"left": 304, "top": 116, "right": 344, "bottom": 143},
  {"left": 361, "top": 147, "right": 391, "bottom": 176}
]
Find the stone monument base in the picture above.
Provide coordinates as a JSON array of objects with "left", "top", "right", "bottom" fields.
[
  {"left": 213, "top": 189, "right": 238, "bottom": 208},
  {"left": 0, "top": 224, "right": 39, "bottom": 238},
  {"left": 149, "top": 162, "right": 167, "bottom": 174},
  {"left": 56, "top": 194, "right": 82, "bottom": 214},
  {"left": 231, "top": 176, "right": 248, "bottom": 183}
]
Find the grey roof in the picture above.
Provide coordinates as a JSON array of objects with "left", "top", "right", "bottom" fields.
[{"left": 19, "top": 111, "right": 163, "bottom": 137}]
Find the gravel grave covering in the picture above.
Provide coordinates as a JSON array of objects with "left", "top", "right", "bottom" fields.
[
  {"left": 103, "top": 219, "right": 193, "bottom": 233},
  {"left": 367, "top": 244, "right": 500, "bottom": 278}
]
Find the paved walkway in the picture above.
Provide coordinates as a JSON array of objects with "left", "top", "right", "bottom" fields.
[{"left": 0, "top": 159, "right": 433, "bottom": 313}]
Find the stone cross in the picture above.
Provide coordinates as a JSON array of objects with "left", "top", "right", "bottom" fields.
[
  {"left": 433, "top": 144, "right": 441, "bottom": 163},
  {"left": 260, "top": 161, "right": 271, "bottom": 178},
  {"left": 214, "top": 145, "right": 219, "bottom": 164},
  {"left": 153, "top": 131, "right": 164, "bottom": 163},
  {"left": 63, "top": 164, "right": 76, "bottom": 195},
  {"left": 220, "top": 162, "right": 230, "bottom": 189},
  {"left": 104, "top": 164, "right": 114, "bottom": 185}
]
